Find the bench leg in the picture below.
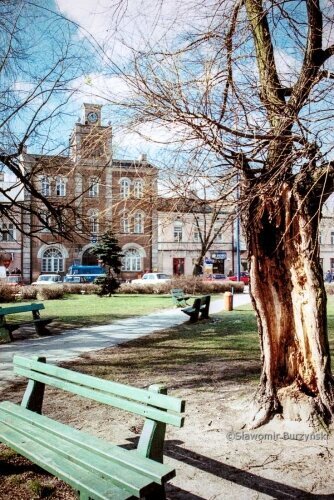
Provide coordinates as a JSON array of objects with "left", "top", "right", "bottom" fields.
[
  {"left": 201, "top": 297, "right": 211, "bottom": 320},
  {"left": 144, "top": 485, "right": 166, "bottom": 500},
  {"left": 34, "top": 323, "right": 49, "bottom": 336},
  {"left": 0, "top": 318, "right": 12, "bottom": 341},
  {"left": 21, "top": 356, "right": 46, "bottom": 413},
  {"left": 137, "top": 385, "right": 167, "bottom": 463},
  {"left": 189, "top": 312, "right": 199, "bottom": 323}
]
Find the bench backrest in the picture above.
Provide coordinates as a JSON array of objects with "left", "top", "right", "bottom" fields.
[
  {"left": 200, "top": 295, "right": 210, "bottom": 305},
  {"left": 13, "top": 355, "right": 185, "bottom": 427},
  {"left": 0, "top": 303, "right": 45, "bottom": 316}
]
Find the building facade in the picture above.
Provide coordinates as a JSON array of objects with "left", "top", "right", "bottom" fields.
[
  {"left": 10, "top": 103, "right": 334, "bottom": 281},
  {"left": 18, "top": 103, "right": 158, "bottom": 282}
]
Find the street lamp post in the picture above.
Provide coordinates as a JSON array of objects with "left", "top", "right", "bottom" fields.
[{"left": 236, "top": 172, "right": 241, "bottom": 281}]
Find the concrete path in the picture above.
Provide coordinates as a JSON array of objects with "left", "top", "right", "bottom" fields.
[{"left": 0, "top": 293, "right": 251, "bottom": 386}]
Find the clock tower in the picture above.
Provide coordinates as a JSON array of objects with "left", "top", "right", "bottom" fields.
[
  {"left": 69, "top": 103, "right": 112, "bottom": 160},
  {"left": 82, "top": 103, "right": 102, "bottom": 126}
]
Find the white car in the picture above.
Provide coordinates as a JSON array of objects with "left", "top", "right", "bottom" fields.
[
  {"left": 131, "top": 273, "right": 172, "bottom": 285},
  {"left": 31, "top": 274, "right": 63, "bottom": 285}
]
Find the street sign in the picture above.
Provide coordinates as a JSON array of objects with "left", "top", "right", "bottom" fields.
[{"left": 212, "top": 251, "right": 227, "bottom": 260}]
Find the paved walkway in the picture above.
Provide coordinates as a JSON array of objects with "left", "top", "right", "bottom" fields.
[{"left": 0, "top": 293, "right": 251, "bottom": 386}]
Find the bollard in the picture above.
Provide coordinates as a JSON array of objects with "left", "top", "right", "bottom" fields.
[{"left": 224, "top": 291, "right": 233, "bottom": 311}]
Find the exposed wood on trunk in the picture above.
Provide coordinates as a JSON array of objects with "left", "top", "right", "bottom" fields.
[{"left": 245, "top": 181, "right": 334, "bottom": 427}]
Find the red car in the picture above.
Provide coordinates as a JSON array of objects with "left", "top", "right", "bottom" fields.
[
  {"left": 6, "top": 275, "right": 24, "bottom": 286},
  {"left": 227, "top": 272, "right": 250, "bottom": 285}
]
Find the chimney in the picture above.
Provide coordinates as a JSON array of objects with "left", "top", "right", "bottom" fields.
[{"left": 139, "top": 154, "right": 147, "bottom": 163}]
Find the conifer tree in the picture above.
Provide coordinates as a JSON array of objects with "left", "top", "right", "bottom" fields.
[{"left": 90, "top": 232, "right": 123, "bottom": 296}]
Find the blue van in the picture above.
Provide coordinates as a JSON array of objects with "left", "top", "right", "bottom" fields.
[{"left": 66, "top": 265, "right": 106, "bottom": 283}]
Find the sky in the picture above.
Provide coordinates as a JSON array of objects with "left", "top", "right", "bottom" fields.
[{"left": 4, "top": 1, "right": 334, "bottom": 168}]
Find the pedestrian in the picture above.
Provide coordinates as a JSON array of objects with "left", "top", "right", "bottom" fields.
[{"left": 325, "top": 270, "right": 332, "bottom": 283}]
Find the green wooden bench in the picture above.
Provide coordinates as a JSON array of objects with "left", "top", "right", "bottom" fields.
[
  {"left": 181, "top": 295, "right": 211, "bottom": 323},
  {"left": 0, "top": 303, "right": 56, "bottom": 341},
  {"left": 0, "top": 355, "right": 186, "bottom": 499},
  {"left": 170, "top": 288, "right": 192, "bottom": 307}
]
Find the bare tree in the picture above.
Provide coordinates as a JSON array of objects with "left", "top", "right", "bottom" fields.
[
  {"left": 103, "top": 0, "right": 334, "bottom": 426},
  {"left": 0, "top": 0, "right": 104, "bottom": 240},
  {"left": 158, "top": 169, "right": 235, "bottom": 275}
]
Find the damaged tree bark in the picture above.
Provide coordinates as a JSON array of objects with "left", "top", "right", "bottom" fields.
[{"left": 245, "top": 178, "right": 334, "bottom": 427}]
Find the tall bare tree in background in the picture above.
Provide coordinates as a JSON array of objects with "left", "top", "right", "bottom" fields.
[
  {"left": 0, "top": 0, "right": 101, "bottom": 239},
  {"left": 103, "top": 0, "right": 334, "bottom": 426}
]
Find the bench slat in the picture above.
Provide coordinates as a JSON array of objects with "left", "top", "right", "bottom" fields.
[
  {"left": 0, "top": 421, "right": 132, "bottom": 500},
  {"left": 0, "top": 401, "right": 175, "bottom": 483},
  {"left": 0, "top": 303, "right": 45, "bottom": 315},
  {"left": 14, "top": 355, "right": 185, "bottom": 414},
  {"left": 15, "top": 365, "right": 184, "bottom": 427},
  {"left": 0, "top": 407, "right": 157, "bottom": 497}
]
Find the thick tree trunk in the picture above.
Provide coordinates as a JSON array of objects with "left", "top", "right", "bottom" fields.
[{"left": 246, "top": 183, "right": 334, "bottom": 427}]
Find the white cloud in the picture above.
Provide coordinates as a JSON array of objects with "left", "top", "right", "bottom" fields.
[{"left": 275, "top": 49, "right": 301, "bottom": 87}]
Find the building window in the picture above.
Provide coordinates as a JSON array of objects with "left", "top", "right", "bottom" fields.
[
  {"left": 215, "top": 226, "right": 223, "bottom": 242},
  {"left": 122, "top": 248, "right": 142, "bottom": 271},
  {"left": 41, "top": 176, "right": 51, "bottom": 197},
  {"left": 89, "top": 177, "right": 99, "bottom": 197},
  {"left": 56, "top": 177, "right": 66, "bottom": 196},
  {"left": 0, "top": 223, "right": 15, "bottom": 242},
  {"left": 331, "top": 232, "right": 334, "bottom": 245},
  {"left": 42, "top": 247, "right": 64, "bottom": 273},
  {"left": 39, "top": 211, "right": 51, "bottom": 232},
  {"left": 88, "top": 209, "right": 99, "bottom": 234},
  {"left": 193, "top": 227, "right": 201, "bottom": 242},
  {"left": 121, "top": 212, "right": 130, "bottom": 233},
  {"left": 120, "top": 178, "right": 130, "bottom": 199},
  {"left": 134, "top": 211, "right": 144, "bottom": 234},
  {"left": 174, "top": 221, "right": 183, "bottom": 242},
  {"left": 133, "top": 180, "right": 143, "bottom": 198}
]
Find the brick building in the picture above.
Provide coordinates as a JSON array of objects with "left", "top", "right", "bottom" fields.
[{"left": 19, "top": 103, "right": 158, "bottom": 282}]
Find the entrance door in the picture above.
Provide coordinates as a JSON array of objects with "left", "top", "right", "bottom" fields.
[
  {"left": 173, "top": 258, "right": 185, "bottom": 276},
  {"left": 82, "top": 249, "right": 98, "bottom": 265}
]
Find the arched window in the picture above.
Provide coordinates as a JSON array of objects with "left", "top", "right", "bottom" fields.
[
  {"left": 121, "top": 212, "right": 130, "bottom": 233},
  {"left": 134, "top": 211, "right": 144, "bottom": 234},
  {"left": 88, "top": 209, "right": 99, "bottom": 234},
  {"left": 41, "top": 247, "right": 64, "bottom": 273},
  {"left": 41, "top": 176, "right": 51, "bottom": 197},
  {"left": 56, "top": 176, "right": 66, "bottom": 196},
  {"left": 133, "top": 180, "right": 143, "bottom": 198},
  {"left": 120, "top": 178, "right": 130, "bottom": 199},
  {"left": 122, "top": 248, "right": 142, "bottom": 271}
]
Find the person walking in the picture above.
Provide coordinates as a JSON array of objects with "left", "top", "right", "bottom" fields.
[{"left": 325, "top": 270, "right": 332, "bottom": 283}]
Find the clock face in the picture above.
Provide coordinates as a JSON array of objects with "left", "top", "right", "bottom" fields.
[{"left": 87, "top": 111, "right": 98, "bottom": 123}]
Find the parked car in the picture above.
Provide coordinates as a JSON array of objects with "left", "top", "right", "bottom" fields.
[
  {"left": 63, "top": 276, "right": 89, "bottom": 284},
  {"left": 131, "top": 273, "right": 172, "bottom": 285},
  {"left": 227, "top": 272, "right": 250, "bottom": 285},
  {"left": 203, "top": 273, "right": 226, "bottom": 281},
  {"left": 31, "top": 274, "right": 63, "bottom": 285},
  {"left": 6, "top": 275, "right": 24, "bottom": 286}
]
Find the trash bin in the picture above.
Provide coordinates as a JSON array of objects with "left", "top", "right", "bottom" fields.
[{"left": 224, "top": 291, "right": 233, "bottom": 311}]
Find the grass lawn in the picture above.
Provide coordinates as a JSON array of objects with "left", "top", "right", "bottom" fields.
[
  {"left": 67, "top": 294, "right": 334, "bottom": 384},
  {"left": 3, "top": 297, "right": 334, "bottom": 498},
  {"left": 0, "top": 293, "right": 174, "bottom": 342}
]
